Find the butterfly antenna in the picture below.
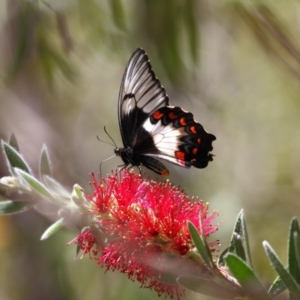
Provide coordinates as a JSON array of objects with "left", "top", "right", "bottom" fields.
[
  {"left": 96, "top": 136, "right": 115, "bottom": 147},
  {"left": 96, "top": 126, "right": 117, "bottom": 148},
  {"left": 103, "top": 126, "right": 118, "bottom": 148}
]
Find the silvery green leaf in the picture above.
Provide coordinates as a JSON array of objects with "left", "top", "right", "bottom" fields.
[
  {"left": 39, "top": 144, "right": 52, "bottom": 178},
  {"left": 9, "top": 133, "right": 19, "bottom": 151},
  {"left": 15, "top": 168, "right": 54, "bottom": 200},
  {"left": 263, "top": 241, "right": 300, "bottom": 297},
  {"left": 0, "top": 200, "right": 34, "bottom": 215},
  {"left": 1, "top": 140, "right": 31, "bottom": 175},
  {"left": 188, "top": 221, "right": 213, "bottom": 270},
  {"left": 225, "top": 253, "right": 271, "bottom": 299},
  {"left": 40, "top": 218, "right": 64, "bottom": 240},
  {"left": 43, "top": 175, "right": 70, "bottom": 199}
]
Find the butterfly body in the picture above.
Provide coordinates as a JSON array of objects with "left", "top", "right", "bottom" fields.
[{"left": 115, "top": 48, "right": 216, "bottom": 176}]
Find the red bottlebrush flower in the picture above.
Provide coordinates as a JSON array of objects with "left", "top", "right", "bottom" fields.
[{"left": 71, "top": 170, "right": 219, "bottom": 299}]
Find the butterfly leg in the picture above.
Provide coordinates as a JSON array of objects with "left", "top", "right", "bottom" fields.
[
  {"left": 116, "top": 163, "right": 127, "bottom": 173},
  {"left": 115, "top": 163, "right": 144, "bottom": 179},
  {"left": 99, "top": 154, "right": 116, "bottom": 178}
]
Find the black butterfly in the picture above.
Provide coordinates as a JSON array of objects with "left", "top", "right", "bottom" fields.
[{"left": 114, "top": 48, "right": 216, "bottom": 176}]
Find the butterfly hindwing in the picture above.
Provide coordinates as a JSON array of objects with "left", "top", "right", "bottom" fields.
[
  {"left": 115, "top": 48, "right": 216, "bottom": 176},
  {"left": 134, "top": 106, "right": 216, "bottom": 169}
]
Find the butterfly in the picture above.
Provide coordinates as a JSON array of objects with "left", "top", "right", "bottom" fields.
[{"left": 114, "top": 48, "right": 216, "bottom": 176}]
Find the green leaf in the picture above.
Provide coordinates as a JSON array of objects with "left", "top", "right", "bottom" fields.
[
  {"left": 268, "top": 276, "right": 286, "bottom": 297},
  {"left": 1, "top": 140, "right": 31, "bottom": 175},
  {"left": 43, "top": 175, "right": 70, "bottom": 199},
  {"left": 39, "top": 145, "right": 52, "bottom": 178},
  {"left": 0, "top": 200, "right": 34, "bottom": 214},
  {"left": 15, "top": 168, "right": 54, "bottom": 200},
  {"left": 229, "top": 210, "right": 252, "bottom": 267},
  {"left": 232, "top": 232, "right": 247, "bottom": 262},
  {"left": 188, "top": 221, "right": 213, "bottom": 270},
  {"left": 225, "top": 253, "right": 271, "bottom": 299},
  {"left": 289, "top": 218, "right": 300, "bottom": 284},
  {"left": 9, "top": 133, "right": 19, "bottom": 151},
  {"left": 263, "top": 241, "right": 300, "bottom": 297},
  {"left": 217, "top": 247, "right": 229, "bottom": 268},
  {"left": 177, "top": 275, "right": 238, "bottom": 299},
  {"left": 294, "top": 231, "right": 300, "bottom": 280},
  {"left": 40, "top": 218, "right": 64, "bottom": 240}
]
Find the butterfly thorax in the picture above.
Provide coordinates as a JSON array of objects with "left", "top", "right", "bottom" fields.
[{"left": 114, "top": 147, "right": 138, "bottom": 166}]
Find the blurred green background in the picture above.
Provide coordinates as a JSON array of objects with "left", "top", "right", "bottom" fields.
[{"left": 0, "top": 0, "right": 300, "bottom": 299}]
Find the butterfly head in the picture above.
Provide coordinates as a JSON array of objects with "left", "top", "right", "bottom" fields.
[{"left": 114, "top": 147, "right": 136, "bottom": 166}]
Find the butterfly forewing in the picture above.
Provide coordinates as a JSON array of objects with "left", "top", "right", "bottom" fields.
[{"left": 118, "top": 49, "right": 169, "bottom": 146}]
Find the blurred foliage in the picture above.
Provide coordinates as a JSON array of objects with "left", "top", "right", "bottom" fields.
[
  {"left": 230, "top": 2, "right": 300, "bottom": 80},
  {"left": 6, "top": 1, "right": 76, "bottom": 88},
  {"left": 1, "top": 0, "right": 300, "bottom": 299}
]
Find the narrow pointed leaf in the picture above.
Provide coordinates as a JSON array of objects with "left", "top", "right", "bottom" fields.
[
  {"left": 240, "top": 210, "right": 252, "bottom": 267},
  {"left": 263, "top": 241, "right": 300, "bottom": 296},
  {"left": 229, "top": 210, "right": 252, "bottom": 267},
  {"left": 289, "top": 218, "right": 300, "bottom": 284},
  {"left": 294, "top": 231, "right": 300, "bottom": 279},
  {"left": 0, "top": 200, "right": 34, "bottom": 214},
  {"left": 9, "top": 133, "right": 19, "bottom": 151},
  {"left": 232, "top": 232, "right": 246, "bottom": 262},
  {"left": 228, "top": 212, "right": 242, "bottom": 252},
  {"left": 217, "top": 247, "right": 229, "bottom": 267},
  {"left": 40, "top": 145, "right": 52, "bottom": 178},
  {"left": 1, "top": 141, "right": 31, "bottom": 175},
  {"left": 198, "top": 213, "right": 214, "bottom": 263},
  {"left": 188, "top": 221, "right": 213, "bottom": 270},
  {"left": 177, "top": 275, "right": 238, "bottom": 299},
  {"left": 225, "top": 253, "right": 271, "bottom": 299},
  {"left": 269, "top": 276, "right": 286, "bottom": 297},
  {"left": 43, "top": 175, "right": 70, "bottom": 199},
  {"left": 40, "top": 218, "right": 64, "bottom": 240},
  {"left": 15, "top": 168, "right": 53, "bottom": 199}
]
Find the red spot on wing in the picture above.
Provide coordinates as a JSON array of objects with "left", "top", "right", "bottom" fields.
[
  {"left": 197, "top": 138, "right": 201, "bottom": 144},
  {"left": 192, "top": 148, "right": 198, "bottom": 155},
  {"left": 153, "top": 110, "right": 164, "bottom": 120},
  {"left": 175, "top": 151, "right": 186, "bottom": 161},
  {"left": 179, "top": 118, "right": 186, "bottom": 126},
  {"left": 168, "top": 112, "right": 177, "bottom": 119},
  {"left": 190, "top": 126, "right": 197, "bottom": 134}
]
